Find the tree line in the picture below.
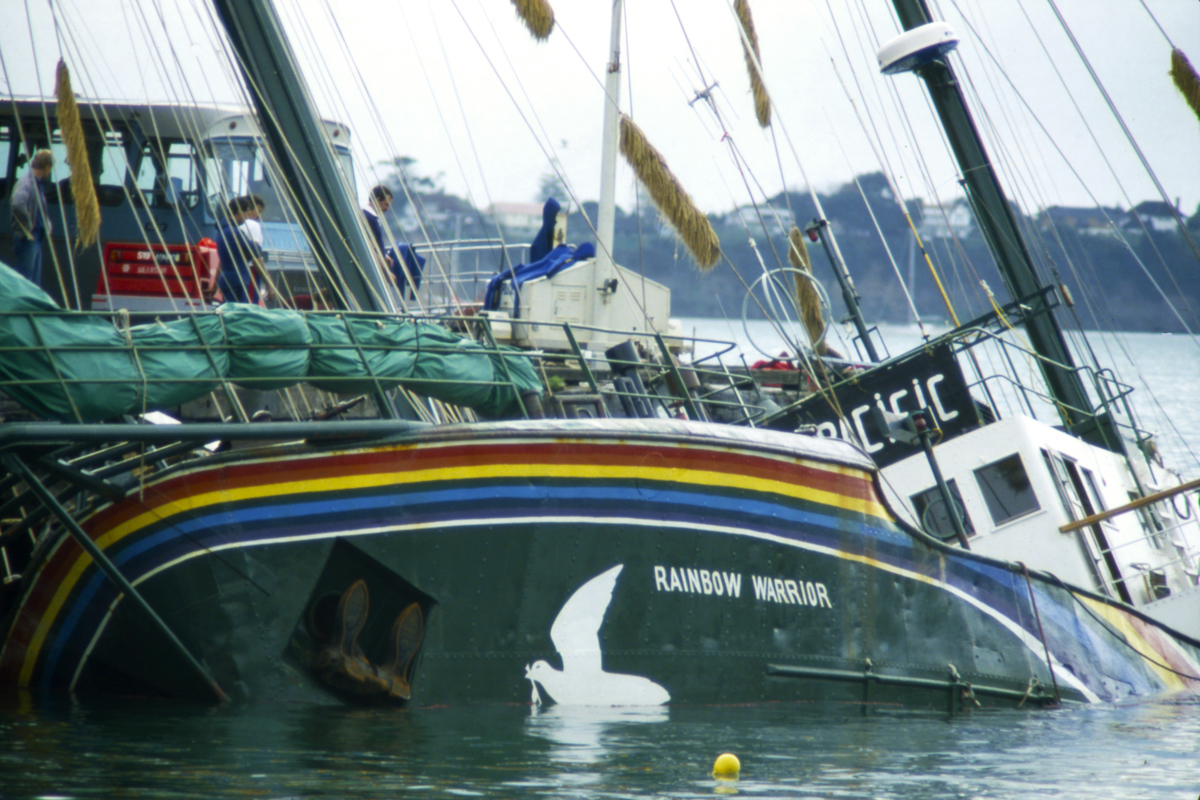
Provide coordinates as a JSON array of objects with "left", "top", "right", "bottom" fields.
[{"left": 377, "top": 161, "right": 1200, "bottom": 332}]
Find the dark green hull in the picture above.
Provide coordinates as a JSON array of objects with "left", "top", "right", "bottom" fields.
[{"left": 3, "top": 420, "right": 1197, "bottom": 708}]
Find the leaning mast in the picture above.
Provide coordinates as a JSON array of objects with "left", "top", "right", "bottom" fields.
[{"left": 885, "top": 0, "right": 1116, "bottom": 451}]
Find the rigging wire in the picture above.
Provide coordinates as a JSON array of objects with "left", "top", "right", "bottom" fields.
[
  {"left": 837, "top": 0, "right": 990, "bottom": 323},
  {"left": 950, "top": 0, "right": 1200, "bottom": 345},
  {"left": 1045, "top": 0, "right": 1200, "bottom": 268},
  {"left": 24, "top": 0, "right": 73, "bottom": 307},
  {"left": 667, "top": 0, "right": 831, "bottom": 375},
  {"left": 954, "top": 0, "right": 1184, "bottom": 455},
  {"left": 819, "top": 53, "right": 929, "bottom": 330}
]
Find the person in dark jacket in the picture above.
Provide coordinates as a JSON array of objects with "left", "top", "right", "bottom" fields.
[
  {"left": 216, "top": 197, "right": 263, "bottom": 304},
  {"left": 387, "top": 243, "right": 425, "bottom": 300},
  {"left": 8, "top": 150, "right": 55, "bottom": 287},
  {"left": 364, "top": 185, "right": 394, "bottom": 274}
]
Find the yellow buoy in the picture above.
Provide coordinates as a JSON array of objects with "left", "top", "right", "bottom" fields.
[{"left": 712, "top": 752, "right": 741, "bottom": 779}]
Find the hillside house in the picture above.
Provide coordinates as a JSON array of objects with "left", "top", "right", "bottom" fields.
[
  {"left": 1124, "top": 201, "right": 1180, "bottom": 234},
  {"left": 917, "top": 198, "right": 974, "bottom": 239},
  {"left": 484, "top": 201, "right": 547, "bottom": 241},
  {"left": 1035, "top": 206, "right": 1125, "bottom": 236}
]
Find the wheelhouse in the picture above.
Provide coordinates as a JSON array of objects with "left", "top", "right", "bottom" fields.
[{"left": 0, "top": 99, "right": 351, "bottom": 312}]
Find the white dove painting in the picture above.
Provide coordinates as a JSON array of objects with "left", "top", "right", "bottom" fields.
[{"left": 524, "top": 564, "right": 670, "bottom": 706}]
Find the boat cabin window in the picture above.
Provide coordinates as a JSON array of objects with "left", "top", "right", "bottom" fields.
[
  {"left": 136, "top": 141, "right": 201, "bottom": 209},
  {"left": 0, "top": 125, "right": 13, "bottom": 197},
  {"left": 1129, "top": 491, "right": 1167, "bottom": 550},
  {"left": 1043, "top": 450, "right": 1084, "bottom": 521},
  {"left": 910, "top": 479, "right": 975, "bottom": 540},
  {"left": 203, "top": 137, "right": 288, "bottom": 223},
  {"left": 1080, "top": 468, "right": 1110, "bottom": 522},
  {"left": 18, "top": 126, "right": 132, "bottom": 208},
  {"left": 1042, "top": 449, "right": 1117, "bottom": 528},
  {"left": 202, "top": 136, "right": 352, "bottom": 223},
  {"left": 974, "top": 454, "right": 1040, "bottom": 526}
]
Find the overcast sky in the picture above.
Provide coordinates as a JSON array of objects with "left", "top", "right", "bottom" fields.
[{"left": 4, "top": 0, "right": 1198, "bottom": 220}]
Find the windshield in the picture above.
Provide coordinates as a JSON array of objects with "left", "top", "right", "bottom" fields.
[{"left": 203, "top": 136, "right": 354, "bottom": 223}]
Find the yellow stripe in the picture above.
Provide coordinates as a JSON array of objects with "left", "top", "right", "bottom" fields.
[
  {"left": 101, "top": 461, "right": 887, "bottom": 547},
  {"left": 18, "top": 543, "right": 94, "bottom": 686},
  {"left": 1077, "top": 595, "right": 1188, "bottom": 691},
  {"left": 17, "top": 458, "right": 886, "bottom": 684}
]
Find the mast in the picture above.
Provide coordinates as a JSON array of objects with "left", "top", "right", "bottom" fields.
[
  {"left": 886, "top": 0, "right": 1116, "bottom": 451},
  {"left": 210, "top": 0, "right": 393, "bottom": 314},
  {"left": 591, "top": 0, "right": 624, "bottom": 331}
]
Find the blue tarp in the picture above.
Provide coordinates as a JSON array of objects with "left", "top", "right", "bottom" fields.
[
  {"left": 483, "top": 242, "right": 596, "bottom": 318},
  {"left": 529, "top": 198, "right": 561, "bottom": 263}
]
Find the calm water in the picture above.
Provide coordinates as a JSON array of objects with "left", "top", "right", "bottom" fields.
[
  {"left": 2, "top": 692, "right": 1198, "bottom": 799},
  {"left": 2, "top": 321, "right": 1199, "bottom": 798}
]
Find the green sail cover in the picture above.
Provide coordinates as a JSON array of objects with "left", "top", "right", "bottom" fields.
[
  {"left": 221, "top": 303, "right": 311, "bottom": 390},
  {"left": 0, "top": 264, "right": 139, "bottom": 422},
  {"left": 306, "top": 314, "right": 416, "bottom": 394},
  {"left": 482, "top": 347, "right": 543, "bottom": 418},
  {"left": 405, "top": 322, "right": 542, "bottom": 417},
  {"left": 0, "top": 265, "right": 541, "bottom": 421},
  {"left": 130, "top": 315, "right": 229, "bottom": 410}
]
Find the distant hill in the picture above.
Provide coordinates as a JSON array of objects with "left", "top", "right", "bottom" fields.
[{"left": 381, "top": 167, "right": 1200, "bottom": 333}]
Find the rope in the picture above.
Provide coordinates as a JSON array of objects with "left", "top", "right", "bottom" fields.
[{"left": 1019, "top": 561, "right": 1062, "bottom": 704}]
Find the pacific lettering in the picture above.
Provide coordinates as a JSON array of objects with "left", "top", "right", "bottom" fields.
[{"left": 812, "top": 372, "right": 959, "bottom": 447}]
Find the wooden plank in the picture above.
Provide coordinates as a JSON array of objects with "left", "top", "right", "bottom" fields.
[{"left": 1059, "top": 476, "right": 1200, "bottom": 533}]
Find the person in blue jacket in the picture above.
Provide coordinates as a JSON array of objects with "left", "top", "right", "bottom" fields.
[
  {"left": 216, "top": 197, "right": 264, "bottom": 304},
  {"left": 387, "top": 243, "right": 425, "bottom": 300},
  {"left": 528, "top": 197, "right": 561, "bottom": 263},
  {"left": 364, "top": 185, "right": 394, "bottom": 274}
]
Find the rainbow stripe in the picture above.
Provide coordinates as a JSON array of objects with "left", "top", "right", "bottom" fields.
[
  {"left": 6, "top": 426, "right": 1194, "bottom": 704},
  {"left": 1, "top": 432, "right": 892, "bottom": 691}
]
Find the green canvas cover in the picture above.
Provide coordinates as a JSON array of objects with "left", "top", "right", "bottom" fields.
[
  {"left": 481, "top": 347, "right": 543, "bottom": 418},
  {"left": 404, "top": 322, "right": 541, "bottom": 418},
  {"left": 306, "top": 314, "right": 415, "bottom": 394},
  {"left": 0, "top": 262, "right": 541, "bottom": 422},
  {"left": 407, "top": 322, "right": 494, "bottom": 408},
  {"left": 130, "top": 315, "right": 229, "bottom": 411},
  {"left": 220, "top": 303, "right": 312, "bottom": 390},
  {"left": 0, "top": 265, "right": 139, "bottom": 422}
]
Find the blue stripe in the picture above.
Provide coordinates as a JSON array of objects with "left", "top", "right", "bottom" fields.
[{"left": 41, "top": 479, "right": 901, "bottom": 686}]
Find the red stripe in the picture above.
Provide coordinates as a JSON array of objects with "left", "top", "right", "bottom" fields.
[{"left": 87, "top": 439, "right": 875, "bottom": 534}]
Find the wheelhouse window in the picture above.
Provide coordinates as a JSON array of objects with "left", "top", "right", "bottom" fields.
[
  {"left": 0, "top": 125, "right": 13, "bottom": 196},
  {"left": 137, "top": 141, "right": 201, "bottom": 209},
  {"left": 1043, "top": 450, "right": 1083, "bottom": 520},
  {"left": 203, "top": 137, "right": 289, "bottom": 223},
  {"left": 1130, "top": 491, "right": 1167, "bottom": 550},
  {"left": 910, "top": 479, "right": 974, "bottom": 541},
  {"left": 28, "top": 127, "right": 131, "bottom": 207},
  {"left": 203, "top": 129, "right": 352, "bottom": 223},
  {"left": 974, "top": 454, "right": 1040, "bottom": 526}
]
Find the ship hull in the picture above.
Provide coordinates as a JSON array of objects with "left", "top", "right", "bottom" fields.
[{"left": 2, "top": 419, "right": 1197, "bottom": 707}]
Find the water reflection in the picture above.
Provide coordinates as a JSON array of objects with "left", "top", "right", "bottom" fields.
[
  {"left": 1, "top": 691, "right": 1197, "bottom": 798},
  {"left": 525, "top": 704, "right": 668, "bottom": 764}
]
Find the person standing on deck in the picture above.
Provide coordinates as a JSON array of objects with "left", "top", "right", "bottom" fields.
[
  {"left": 239, "top": 194, "right": 272, "bottom": 303},
  {"left": 216, "top": 196, "right": 264, "bottom": 304},
  {"left": 240, "top": 194, "right": 265, "bottom": 249},
  {"left": 364, "top": 184, "right": 395, "bottom": 276},
  {"left": 8, "top": 150, "right": 54, "bottom": 288}
]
